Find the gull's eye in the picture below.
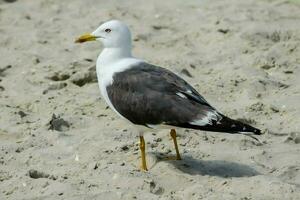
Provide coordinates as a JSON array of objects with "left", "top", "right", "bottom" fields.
[{"left": 105, "top": 28, "right": 111, "bottom": 33}]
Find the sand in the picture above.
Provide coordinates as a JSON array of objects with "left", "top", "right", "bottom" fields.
[{"left": 0, "top": 0, "right": 300, "bottom": 199}]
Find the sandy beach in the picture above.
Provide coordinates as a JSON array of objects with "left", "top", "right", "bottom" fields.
[{"left": 0, "top": 0, "right": 300, "bottom": 199}]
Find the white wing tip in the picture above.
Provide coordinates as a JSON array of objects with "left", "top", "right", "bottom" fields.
[{"left": 190, "top": 110, "right": 221, "bottom": 126}]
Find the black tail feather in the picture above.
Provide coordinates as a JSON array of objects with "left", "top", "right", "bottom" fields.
[
  {"left": 214, "top": 115, "right": 261, "bottom": 135},
  {"left": 177, "top": 115, "right": 261, "bottom": 135}
]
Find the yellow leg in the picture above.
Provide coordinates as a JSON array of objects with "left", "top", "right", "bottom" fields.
[
  {"left": 139, "top": 136, "right": 148, "bottom": 171},
  {"left": 170, "top": 129, "right": 182, "bottom": 160}
]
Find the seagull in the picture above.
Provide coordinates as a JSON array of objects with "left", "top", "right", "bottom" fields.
[{"left": 75, "top": 20, "right": 261, "bottom": 171}]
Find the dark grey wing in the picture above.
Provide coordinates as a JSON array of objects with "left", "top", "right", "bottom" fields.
[
  {"left": 106, "top": 62, "right": 220, "bottom": 128},
  {"left": 140, "top": 64, "right": 211, "bottom": 107}
]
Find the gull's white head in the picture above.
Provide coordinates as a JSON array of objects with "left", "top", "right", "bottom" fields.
[{"left": 75, "top": 20, "right": 132, "bottom": 49}]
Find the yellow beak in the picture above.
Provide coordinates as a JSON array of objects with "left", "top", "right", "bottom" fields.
[{"left": 75, "top": 33, "right": 97, "bottom": 43}]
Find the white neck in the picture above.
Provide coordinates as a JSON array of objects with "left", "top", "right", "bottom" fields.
[{"left": 98, "top": 47, "right": 132, "bottom": 67}]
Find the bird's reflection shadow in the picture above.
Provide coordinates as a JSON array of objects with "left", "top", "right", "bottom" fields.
[{"left": 152, "top": 153, "right": 260, "bottom": 178}]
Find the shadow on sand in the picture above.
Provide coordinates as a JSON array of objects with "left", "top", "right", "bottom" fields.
[{"left": 154, "top": 153, "right": 260, "bottom": 178}]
